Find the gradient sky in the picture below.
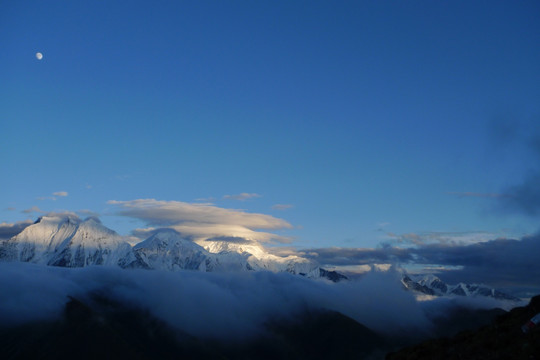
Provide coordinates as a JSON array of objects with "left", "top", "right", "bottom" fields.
[{"left": 2, "top": 1, "right": 540, "bottom": 259}]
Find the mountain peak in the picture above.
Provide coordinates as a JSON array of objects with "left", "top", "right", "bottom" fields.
[
  {"left": 0, "top": 219, "right": 344, "bottom": 281},
  {"left": 133, "top": 228, "right": 216, "bottom": 272},
  {"left": 402, "top": 273, "right": 520, "bottom": 302},
  {"left": 40, "top": 213, "right": 81, "bottom": 223},
  {"left": 1, "top": 215, "right": 132, "bottom": 267},
  {"left": 83, "top": 216, "right": 102, "bottom": 224}
]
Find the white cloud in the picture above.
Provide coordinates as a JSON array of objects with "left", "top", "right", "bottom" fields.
[
  {"left": 171, "top": 223, "right": 290, "bottom": 243},
  {"left": 265, "top": 246, "right": 298, "bottom": 257},
  {"left": 223, "top": 193, "right": 262, "bottom": 201},
  {"left": 53, "top": 191, "right": 68, "bottom": 197},
  {"left": 44, "top": 211, "right": 79, "bottom": 219},
  {"left": 328, "top": 264, "right": 374, "bottom": 274},
  {"left": 108, "top": 199, "right": 292, "bottom": 243}
]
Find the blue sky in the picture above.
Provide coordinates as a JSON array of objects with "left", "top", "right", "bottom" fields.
[{"left": 2, "top": 0, "right": 540, "bottom": 264}]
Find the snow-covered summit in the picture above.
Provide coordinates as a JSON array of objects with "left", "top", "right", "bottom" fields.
[
  {"left": 200, "top": 237, "right": 321, "bottom": 278},
  {"left": 402, "top": 273, "right": 520, "bottom": 301},
  {"left": 0, "top": 214, "right": 135, "bottom": 267},
  {"left": 0, "top": 217, "right": 345, "bottom": 281},
  {"left": 134, "top": 229, "right": 218, "bottom": 271}
]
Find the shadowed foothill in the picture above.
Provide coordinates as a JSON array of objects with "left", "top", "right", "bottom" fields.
[{"left": 387, "top": 295, "right": 540, "bottom": 359}]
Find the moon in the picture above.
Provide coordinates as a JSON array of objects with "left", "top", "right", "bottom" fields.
[{"left": 36, "top": 52, "right": 43, "bottom": 60}]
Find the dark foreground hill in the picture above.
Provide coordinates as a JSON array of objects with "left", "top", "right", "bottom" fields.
[
  {"left": 0, "top": 295, "right": 388, "bottom": 360},
  {"left": 387, "top": 295, "right": 540, "bottom": 360},
  {"left": 1, "top": 290, "right": 528, "bottom": 360}
]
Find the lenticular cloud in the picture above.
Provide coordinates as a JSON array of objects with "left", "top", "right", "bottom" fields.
[{"left": 108, "top": 199, "right": 293, "bottom": 243}]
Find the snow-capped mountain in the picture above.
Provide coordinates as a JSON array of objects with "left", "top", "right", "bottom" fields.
[
  {"left": 133, "top": 229, "right": 219, "bottom": 272},
  {"left": 133, "top": 230, "right": 327, "bottom": 278},
  {"left": 199, "top": 238, "right": 322, "bottom": 278},
  {"left": 0, "top": 215, "right": 136, "bottom": 268},
  {"left": 0, "top": 215, "right": 345, "bottom": 281},
  {"left": 402, "top": 274, "right": 520, "bottom": 301}
]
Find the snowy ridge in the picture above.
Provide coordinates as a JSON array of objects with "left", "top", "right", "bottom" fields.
[
  {"left": 0, "top": 215, "right": 135, "bottom": 267},
  {"left": 402, "top": 273, "right": 520, "bottom": 301},
  {"left": 200, "top": 239, "right": 321, "bottom": 278},
  {"left": 133, "top": 229, "right": 219, "bottom": 271},
  {"left": 0, "top": 215, "right": 342, "bottom": 281}
]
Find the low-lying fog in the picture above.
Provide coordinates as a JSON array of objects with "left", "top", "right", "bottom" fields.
[{"left": 0, "top": 262, "right": 517, "bottom": 340}]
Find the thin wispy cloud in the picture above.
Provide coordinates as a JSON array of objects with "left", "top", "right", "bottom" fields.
[
  {"left": 271, "top": 204, "right": 294, "bottom": 211},
  {"left": 223, "top": 193, "right": 262, "bottom": 201},
  {"left": 76, "top": 209, "right": 100, "bottom": 218},
  {"left": 376, "top": 222, "right": 391, "bottom": 232},
  {"left": 130, "top": 227, "right": 158, "bottom": 239},
  {"left": 36, "top": 196, "right": 56, "bottom": 201},
  {"left": 108, "top": 199, "right": 292, "bottom": 243},
  {"left": 385, "top": 231, "right": 504, "bottom": 246},
  {"left": 22, "top": 206, "right": 43, "bottom": 214},
  {"left": 37, "top": 191, "right": 69, "bottom": 201},
  {"left": 195, "top": 196, "right": 215, "bottom": 203}
]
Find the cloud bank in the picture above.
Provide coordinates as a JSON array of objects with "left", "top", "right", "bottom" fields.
[
  {"left": 303, "top": 234, "right": 540, "bottom": 296},
  {"left": 386, "top": 231, "right": 503, "bottom": 246},
  {"left": 0, "top": 220, "right": 33, "bottom": 240},
  {"left": 108, "top": 199, "right": 292, "bottom": 243},
  {"left": 0, "top": 262, "right": 435, "bottom": 338}
]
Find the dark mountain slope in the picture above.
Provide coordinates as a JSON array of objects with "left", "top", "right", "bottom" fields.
[
  {"left": 387, "top": 295, "right": 540, "bottom": 360},
  {"left": 0, "top": 295, "right": 388, "bottom": 360}
]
